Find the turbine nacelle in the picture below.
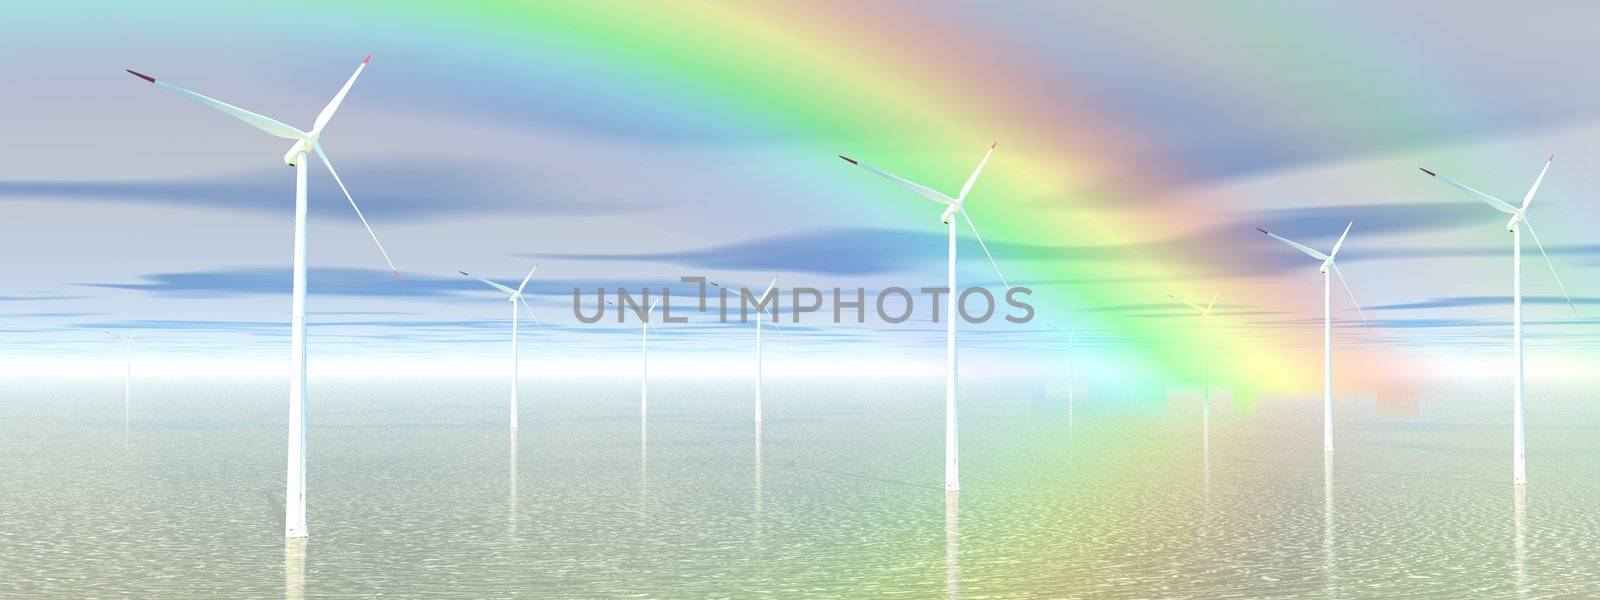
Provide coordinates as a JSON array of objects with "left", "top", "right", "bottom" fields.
[
  {"left": 940, "top": 203, "right": 961, "bottom": 224},
  {"left": 283, "top": 137, "right": 316, "bottom": 166},
  {"left": 1507, "top": 210, "right": 1524, "bottom": 233}
]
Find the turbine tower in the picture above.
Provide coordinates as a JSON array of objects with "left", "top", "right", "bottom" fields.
[
  {"left": 1171, "top": 292, "right": 1221, "bottom": 453},
  {"left": 639, "top": 297, "right": 662, "bottom": 420},
  {"left": 840, "top": 143, "right": 1009, "bottom": 492},
  {"left": 460, "top": 264, "right": 544, "bottom": 430},
  {"left": 1421, "top": 156, "right": 1577, "bottom": 485},
  {"left": 128, "top": 55, "right": 403, "bottom": 539},
  {"left": 1256, "top": 221, "right": 1367, "bottom": 452},
  {"left": 714, "top": 278, "right": 783, "bottom": 422},
  {"left": 106, "top": 331, "right": 136, "bottom": 434},
  {"left": 1047, "top": 324, "right": 1079, "bottom": 423}
]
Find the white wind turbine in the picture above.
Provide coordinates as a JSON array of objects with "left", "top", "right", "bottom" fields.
[
  {"left": 128, "top": 55, "right": 402, "bottom": 539},
  {"left": 1421, "top": 156, "right": 1577, "bottom": 486},
  {"left": 841, "top": 143, "right": 1009, "bottom": 492},
  {"left": 460, "top": 264, "right": 544, "bottom": 430},
  {"left": 713, "top": 277, "right": 783, "bottom": 422},
  {"left": 105, "top": 331, "right": 136, "bottom": 433},
  {"left": 1171, "top": 291, "right": 1221, "bottom": 453},
  {"left": 639, "top": 296, "right": 662, "bottom": 420},
  {"left": 1256, "top": 220, "right": 1368, "bottom": 452},
  {"left": 1046, "top": 324, "right": 1079, "bottom": 423}
]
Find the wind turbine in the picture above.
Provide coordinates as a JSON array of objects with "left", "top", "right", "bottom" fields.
[
  {"left": 1256, "top": 221, "right": 1368, "bottom": 452},
  {"left": 460, "top": 264, "right": 544, "bottom": 430},
  {"left": 1046, "top": 324, "right": 1079, "bottom": 423},
  {"left": 127, "top": 55, "right": 403, "bottom": 539},
  {"left": 105, "top": 331, "right": 136, "bottom": 433},
  {"left": 840, "top": 143, "right": 1009, "bottom": 492},
  {"left": 1170, "top": 292, "right": 1221, "bottom": 375},
  {"left": 713, "top": 277, "right": 783, "bottom": 422},
  {"left": 1170, "top": 291, "right": 1220, "bottom": 458},
  {"left": 639, "top": 296, "right": 662, "bottom": 420},
  {"left": 1421, "top": 156, "right": 1577, "bottom": 485}
]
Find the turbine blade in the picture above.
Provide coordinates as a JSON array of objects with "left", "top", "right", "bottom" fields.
[
  {"left": 312, "top": 54, "right": 370, "bottom": 135},
  {"left": 1168, "top": 293, "right": 1206, "bottom": 314},
  {"left": 960, "top": 210, "right": 1010, "bottom": 289},
  {"left": 515, "top": 263, "right": 540, "bottom": 296},
  {"left": 646, "top": 297, "right": 663, "bottom": 337},
  {"left": 1330, "top": 262, "right": 1371, "bottom": 331},
  {"left": 1328, "top": 220, "right": 1354, "bottom": 260},
  {"left": 1257, "top": 228, "right": 1329, "bottom": 261},
  {"left": 459, "top": 271, "right": 516, "bottom": 295},
  {"left": 1420, "top": 168, "right": 1519, "bottom": 215},
  {"left": 766, "top": 303, "right": 792, "bottom": 348},
  {"left": 1204, "top": 291, "right": 1220, "bottom": 316},
  {"left": 840, "top": 156, "right": 955, "bottom": 205},
  {"left": 1519, "top": 155, "right": 1553, "bottom": 212},
  {"left": 1521, "top": 218, "right": 1580, "bottom": 317},
  {"left": 956, "top": 142, "right": 996, "bottom": 202},
  {"left": 314, "top": 143, "right": 404, "bottom": 286},
  {"left": 758, "top": 276, "right": 779, "bottom": 303},
  {"left": 520, "top": 297, "right": 549, "bottom": 341},
  {"left": 127, "top": 70, "right": 306, "bottom": 140}
]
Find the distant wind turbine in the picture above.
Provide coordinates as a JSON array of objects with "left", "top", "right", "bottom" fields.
[
  {"left": 639, "top": 296, "right": 662, "bottom": 420},
  {"left": 1256, "top": 220, "right": 1367, "bottom": 452},
  {"left": 841, "top": 143, "right": 1009, "bottom": 492},
  {"left": 105, "top": 331, "right": 136, "bottom": 433},
  {"left": 1421, "top": 155, "right": 1577, "bottom": 486},
  {"left": 460, "top": 264, "right": 544, "bottom": 430},
  {"left": 128, "top": 55, "right": 403, "bottom": 539},
  {"left": 1046, "top": 324, "right": 1079, "bottom": 423},
  {"left": 714, "top": 277, "right": 783, "bottom": 422},
  {"left": 1171, "top": 291, "right": 1221, "bottom": 454}
]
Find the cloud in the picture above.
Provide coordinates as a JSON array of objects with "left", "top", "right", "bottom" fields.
[
  {"left": 80, "top": 267, "right": 456, "bottom": 298},
  {"left": 1246, "top": 202, "right": 1487, "bottom": 239},
  {"left": 0, "top": 293, "right": 88, "bottom": 301},
  {"left": 78, "top": 267, "right": 705, "bottom": 300},
  {"left": 520, "top": 196, "right": 1552, "bottom": 280},
  {"left": 539, "top": 227, "right": 945, "bottom": 274},
  {"left": 1337, "top": 243, "right": 1600, "bottom": 264},
  {"left": 535, "top": 226, "right": 1112, "bottom": 275},
  {"left": 1369, "top": 296, "right": 1597, "bottom": 311},
  {"left": 0, "top": 155, "right": 649, "bottom": 222}
]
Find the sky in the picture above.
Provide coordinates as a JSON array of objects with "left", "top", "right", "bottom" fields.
[{"left": 3, "top": 1, "right": 1600, "bottom": 390}]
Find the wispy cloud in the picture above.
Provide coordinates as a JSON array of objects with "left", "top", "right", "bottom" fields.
[
  {"left": 0, "top": 156, "right": 649, "bottom": 222},
  {"left": 79, "top": 267, "right": 703, "bottom": 300},
  {"left": 1369, "top": 296, "right": 1599, "bottom": 311}
]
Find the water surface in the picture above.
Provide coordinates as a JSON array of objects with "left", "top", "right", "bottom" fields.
[{"left": 3, "top": 375, "right": 1599, "bottom": 597}]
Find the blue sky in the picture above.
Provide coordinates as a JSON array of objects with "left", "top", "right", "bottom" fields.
[{"left": 2, "top": 2, "right": 1599, "bottom": 383}]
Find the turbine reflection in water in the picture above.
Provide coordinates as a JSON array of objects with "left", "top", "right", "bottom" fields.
[
  {"left": 1514, "top": 486, "right": 1527, "bottom": 598},
  {"left": 508, "top": 429, "right": 518, "bottom": 537},
  {"left": 1324, "top": 456, "right": 1334, "bottom": 598},
  {"left": 754, "top": 420, "right": 764, "bottom": 589},
  {"left": 283, "top": 538, "right": 306, "bottom": 600},
  {"left": 945, "top": 490, "right": 960, "bottom": 600}
]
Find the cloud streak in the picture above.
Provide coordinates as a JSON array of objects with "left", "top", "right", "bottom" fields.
[
  {"left": 0, "top": 155, "right": 648, "bottom": 223},
  {"left": 79, "top": 267, "right": 705, "bottom": 300}
]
